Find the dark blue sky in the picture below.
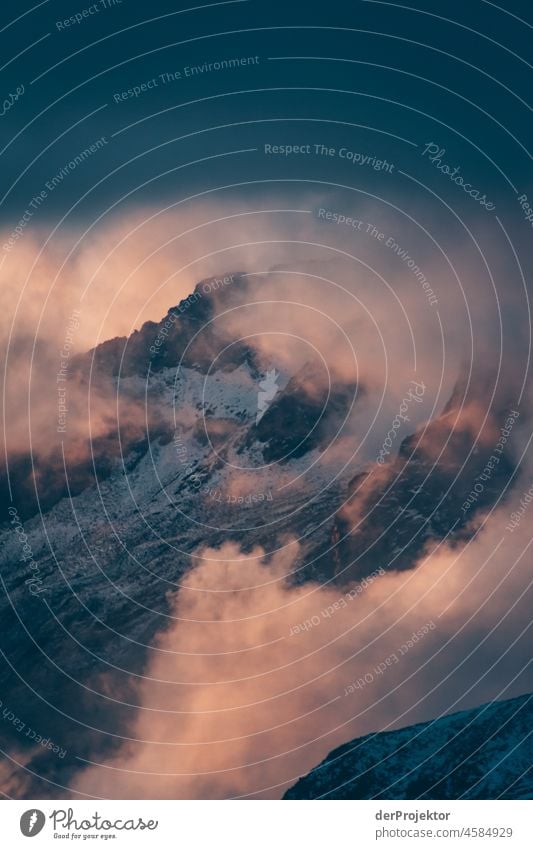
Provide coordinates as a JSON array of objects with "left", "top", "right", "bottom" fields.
[{"left": 0, "top": 0, "right": 531, "bottom": 229}]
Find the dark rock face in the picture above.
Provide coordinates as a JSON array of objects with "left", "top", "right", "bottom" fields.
[
  {"left": 301, "top": 398, "right": 517, "bottom": 585},
  {"left": 2, "top": 272, "right": 515, "bottom": 552},
  {"left": 0, "top": 273, "right": 252, "bottom": 524},
  {"left": 284, "top": 693, "right": 533, "bottom": 799},
  {"left": 71, "top": 271, "right": 252, "bottom": 379},
  {"left": 0, "top": 408, "right": 173, "bottom": 524},
  {"left": 245, "top": 362, "right": 359, "bottom": 463},
  {"left": 1, "top": 272, "right": 525, "bottom": 799}
]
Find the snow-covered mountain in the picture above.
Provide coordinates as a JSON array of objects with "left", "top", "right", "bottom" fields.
[
  {"left": 284, "top": 692, "right": 533, "bottom": 799},
  {"left": 0, "top": 271, "right": 522, "bottom": 797}
]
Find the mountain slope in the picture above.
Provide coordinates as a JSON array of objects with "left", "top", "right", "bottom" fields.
[
  {"left": 284, "top": 693, "right": 533, "bottom": 800},
  {"left": 0, "top": 271, "right": 524, "bottom": 796}
]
